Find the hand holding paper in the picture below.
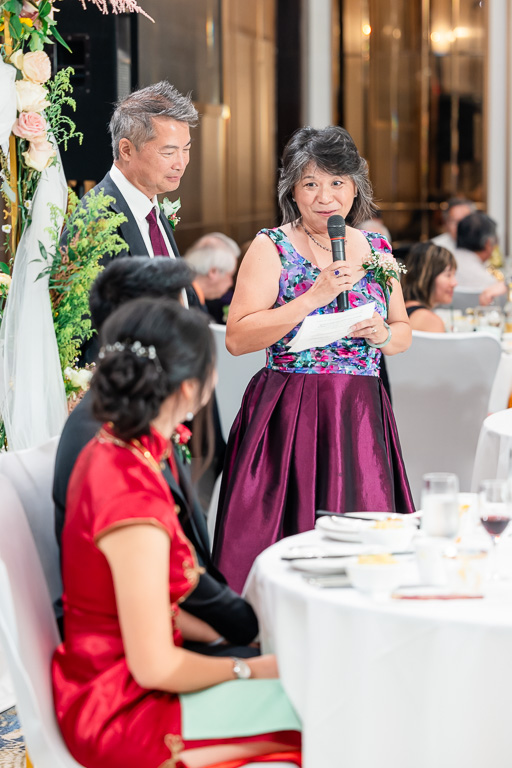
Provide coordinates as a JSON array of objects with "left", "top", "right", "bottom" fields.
[{"left": 287, "top": 302, "right": 376, "bottom": 353}]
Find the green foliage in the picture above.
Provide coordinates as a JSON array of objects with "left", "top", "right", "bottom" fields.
[
  {"left": 46, "top": 67, "right": 83, "bottom": 150},
  {"left": 0, "top": 0, "right": 72, "bottom": 52},
  {"left": 36, "top": 188, "right": 128, "bottom": 373}
]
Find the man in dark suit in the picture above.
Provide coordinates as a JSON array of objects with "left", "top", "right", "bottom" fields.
[
  {"left": 53, "top": 257, "right": 259, "bottom": 656},
  {"left": 78, "top": 80, "right": 197, "bottom": 263}
]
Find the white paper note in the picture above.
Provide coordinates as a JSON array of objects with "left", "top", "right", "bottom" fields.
[{"left": 287, "top": 302, "right": 376, "bottom": 353}]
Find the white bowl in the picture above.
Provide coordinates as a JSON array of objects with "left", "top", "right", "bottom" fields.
[
  {"left": 359, "top": 525, "right": 415, "bottom": 552},
  {"left": 346, "top": 560, "right": 406, "bottom": 594}
]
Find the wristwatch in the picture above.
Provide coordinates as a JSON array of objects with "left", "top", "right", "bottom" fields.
[{"left": 231, "top": 657, "right": 252, "bottom": 680}]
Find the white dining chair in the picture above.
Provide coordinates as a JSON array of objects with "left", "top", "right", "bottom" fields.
[
  {"left": 386, "top": 331, "right": 502, "bottom": 505},
  {"left": 0, "top": 436, "right": 61, "bottom": 605},
  {"left": 210, "top": 323, "right": 266, "bottom": 442},
  {"left": 0, "top": 473, "right": 85, "bottom": 768}
]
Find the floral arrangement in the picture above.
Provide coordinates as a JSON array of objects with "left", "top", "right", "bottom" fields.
[
  {"left": 35, "top": 188, "right": 128, "bottom": 397},
  {"left": 362, "top": 251, "right": 407, "bottom": 305},
  {"left": 172, "top": 423, "right": 192, "bottom": 464},
  {"left": 160, "top": 196, "right": 181, "bottom": 230},
  {"left": 0, "top": 0, "right": 148, "bottom": 449}
]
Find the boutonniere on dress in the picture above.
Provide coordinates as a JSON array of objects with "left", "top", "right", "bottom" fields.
[
  {"left": 362, "top": 251, "right": 407, "bottom": 304},
  {"left": 172, "top": 423, "right": 192, "bottom": 464},
  {"left": 160, "top": 197, "right": 181, "bottom": 230}
]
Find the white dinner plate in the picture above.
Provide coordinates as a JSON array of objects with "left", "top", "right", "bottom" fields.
[{"left": 289, "top": 556, "right": 358, "bottom": 575}]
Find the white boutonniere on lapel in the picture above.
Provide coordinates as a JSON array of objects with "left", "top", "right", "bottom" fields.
[{"left": 160, "top": 197, "right": 181, "bottom": 230}]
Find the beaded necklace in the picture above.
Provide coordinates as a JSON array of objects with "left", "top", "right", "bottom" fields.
[{"left": 301, "top": 222, "right": 332, "bottom": 252}]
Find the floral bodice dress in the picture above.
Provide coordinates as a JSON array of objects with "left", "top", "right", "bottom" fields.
[{"left": 213, "top": 228, "right": 414, "bottom": 594}]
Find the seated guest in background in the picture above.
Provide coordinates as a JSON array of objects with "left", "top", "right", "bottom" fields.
[
  {"left": 52, "top": 298, "right": 301, "bottom": 768},
  {"left": 189, "top": 233, "right": 242, "bottom": 324},
  {"left": 213, "top": 125, "right": 414, "bottom": 595},
  {"left": 401, "top": 242, "right": 457, "bottom": 332},
  {"left": 454, "top": 211, "right": 506, "bottom": 305},
  {"left": 184, "top": 234, "right": 238, "bottom": 315},
  {"left": 356, "top": 209, "right": 392, "bottom": 243},
  {"left": 432, "top": 197, "right": 476, "bottom": 254},
  {"left": 53, "top": 257, "right": 259, "bottom": 655}
]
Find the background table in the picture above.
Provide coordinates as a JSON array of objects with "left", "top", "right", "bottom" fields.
[
  {"left": 472, "top": 408, "right": 512, "bottom": 490},
  {"left": 245, "top": 529, "right": 512, "bottom": 768}
]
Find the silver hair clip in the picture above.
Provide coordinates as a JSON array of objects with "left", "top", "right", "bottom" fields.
[{"left": 98, "top": 340, "right": 162, "bottom": 371}]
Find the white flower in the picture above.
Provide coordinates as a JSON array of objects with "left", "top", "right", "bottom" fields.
[
  {"left": 0, "top": 274, "right": 11, "bottom": 288},
  {"left": 1, "top": 225, "right": 12, "bottom": 234},
  {"left": 160, "top": 197, "right": 181, "bottom": 217},
  {"left": 15, "top": 80, "right": 50, "bottom": 113},
  {"left": 64, "top": 367, "right": 93, "bottom": 391},
  {"left": 24, "top": 200, "right": 33, "bottom": 211}
]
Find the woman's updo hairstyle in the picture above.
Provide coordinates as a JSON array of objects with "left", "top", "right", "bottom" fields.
[
  {"left": 278, "top": 125, "right": 375, "bottom": 226},
  {"left": 91, "top": 297, "right": 215, "bottom": 441}
]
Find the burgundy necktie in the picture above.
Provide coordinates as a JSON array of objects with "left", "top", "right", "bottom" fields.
[{"left": 146, "top": 207, "right": 170, "bottom": 257}]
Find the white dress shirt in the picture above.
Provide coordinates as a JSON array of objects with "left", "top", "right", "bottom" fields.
[
  {"left": 431, "top": 232, "right": 456, "bottom": 253},
  {"left": 453, "top": 247, "right": 498, "bottom": 291},
  {"left": 109, "top": 164, "right": 174, "bottom": 259},
  {"left": 109, "top": 165, "right": 188, "bottom": 307}
]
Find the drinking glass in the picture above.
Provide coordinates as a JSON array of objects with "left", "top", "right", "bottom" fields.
[
  {"left": 421, "top": 473, "right": 459, "bottom": 538},
  {"left": 479, "top": 479, "right": 511, "bottom": 579}
]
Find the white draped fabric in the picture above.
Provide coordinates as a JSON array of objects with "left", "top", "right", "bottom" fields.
[
  {"left": 0, "top": 150, "right": 68, "bottom": 450},
  {"left": 0, "top": 58, "right": 16, "bottom": 156}
]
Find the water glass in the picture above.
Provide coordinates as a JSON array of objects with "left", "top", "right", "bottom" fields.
[{"left": 421, "top": 473, "right": 459, "bottom": 538}]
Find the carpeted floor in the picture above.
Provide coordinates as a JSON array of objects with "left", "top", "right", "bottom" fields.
[{"left": 0, "top": 708, "right": 25, "bottom": 768}]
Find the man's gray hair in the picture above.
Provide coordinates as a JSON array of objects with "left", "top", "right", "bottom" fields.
[
  {"left": 184, "top": 241, "right": 237, "bottom": 276},
  {"left": 109, "top": 81, "right": 199, "bottom": 159}
]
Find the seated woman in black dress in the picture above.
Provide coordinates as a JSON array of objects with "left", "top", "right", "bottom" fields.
[{"left": 402, "top": 242, "right": 457, "bottom": 332}]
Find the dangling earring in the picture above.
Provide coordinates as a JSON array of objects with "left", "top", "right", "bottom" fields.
[{"left": 186, "top": 411, "right": 194, "bottom": 422}]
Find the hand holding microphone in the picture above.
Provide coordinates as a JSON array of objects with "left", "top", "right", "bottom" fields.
[{"left": 327, "top": 214, "right": 349, "bottom": 312}]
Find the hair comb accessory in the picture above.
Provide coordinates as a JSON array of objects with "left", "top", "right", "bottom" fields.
[{"left": 98, "top": 340, "right": 163, "bottom": 372}]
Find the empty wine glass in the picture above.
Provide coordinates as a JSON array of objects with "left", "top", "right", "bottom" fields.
[{"left": 479, "top": 479, "right": 511, "bottom": 580}]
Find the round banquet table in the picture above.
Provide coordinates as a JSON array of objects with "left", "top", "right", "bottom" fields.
[
  {"left": 244, "top": 529, "right": 512, "bottom": 768},
  {"left": 472, "top": 407, "right": 512, "bottom": 491}
]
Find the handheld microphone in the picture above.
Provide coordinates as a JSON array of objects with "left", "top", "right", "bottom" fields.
[{"left": 327, "top": 214, "right": 349, "bottom": 311}]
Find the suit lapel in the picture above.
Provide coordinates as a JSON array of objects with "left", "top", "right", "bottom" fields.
[
  {"left": 159, "top": 210, "right": 181, "bottom": 258},
  {"left": 100, "top": 173, "right": 149, "bottom": 257}
]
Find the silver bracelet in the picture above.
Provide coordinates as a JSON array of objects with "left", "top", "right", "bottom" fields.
[{"left": 367, "top": 321, "right": 392, "bottom": 349}]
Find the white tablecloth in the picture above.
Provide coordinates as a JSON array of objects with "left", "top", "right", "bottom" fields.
[
  {"left": 472, "top": 408, "right": 512, "bottom": 490},
  {"left": 245, "top": 530, "right": 512, "bottom": 768}
]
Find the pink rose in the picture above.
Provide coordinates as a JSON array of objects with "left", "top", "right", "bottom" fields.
[
  {"left": 22, "top": 51, "right": 51, "bottom": 84},
  {"left": 22, "top": 139, "right": 56, "bottom": 172},
  {"left": 12, "top": 112, "right": 47, "bottom": 142}
]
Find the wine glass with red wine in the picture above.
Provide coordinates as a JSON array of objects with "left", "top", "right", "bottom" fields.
[{"left": 479, "top": 479, "right": 511, "bottom": 580}]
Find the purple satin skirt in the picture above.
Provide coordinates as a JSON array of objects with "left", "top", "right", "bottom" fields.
[{"left": 212, "top": 369, "right": 415, "bottom": 594}]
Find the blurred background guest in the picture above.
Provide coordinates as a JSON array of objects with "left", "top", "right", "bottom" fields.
[
  {"left": 402, "top": 242, "right": 457, "bottom": 332},
  {"left": 213, "top": 125, "right": 414, "bottom": 594},
  {"left": 53, "top": 298, "right": 300, "bottom": 768},
  {"left": 454, "top": 211, "right": 506, "bottom": 305},
  {"left": 356, "top": 209, "right": 392, "bottom": 243},
  {"left": 184, "top": 233, "right": 239, "bottom": 320},
  {"left": 53, "top": 257, "right": 259, "bottom": 655},
  {"left": 432, "top": 197, "right": 476, "bottom": 254}
]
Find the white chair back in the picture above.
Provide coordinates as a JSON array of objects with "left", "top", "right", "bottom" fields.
[
  {"left": 0, "top": 436, "right": 61, "bottom": 604},
  {"left": 0, "top": 474, "right": 84, "bottom": 767},
  {"left": 210, "top": 324, "right": 266, "bottom": 442},
  {"left": 386, "top": 331, "right": 502, "bottom": 504}
]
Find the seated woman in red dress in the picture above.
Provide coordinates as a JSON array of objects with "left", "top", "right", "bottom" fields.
[{"left": 52, "top": 297, "right": 301, "bottom": 768}]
